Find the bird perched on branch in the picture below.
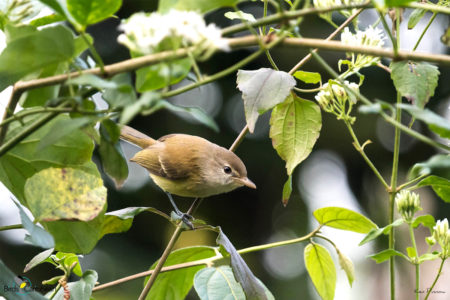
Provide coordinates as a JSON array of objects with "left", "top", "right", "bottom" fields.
[{"left": 120, "top": 125, "right": 256, "bottom": 227}]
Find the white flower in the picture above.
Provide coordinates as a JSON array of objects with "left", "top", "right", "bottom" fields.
[
  {"left": 433, "top": 218, "right": 450, "bottom": 258},
  {"left": 341, "top": 26, "right": 385, "bottom": 70},
  {"left": 117, "top": 10, "right": 229, "bottom": 55}
]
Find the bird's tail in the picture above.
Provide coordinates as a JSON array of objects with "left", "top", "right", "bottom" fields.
[{"left": 120, "top": 125, "right": 156, "bottom": 149}]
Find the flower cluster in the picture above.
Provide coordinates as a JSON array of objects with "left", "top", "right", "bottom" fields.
[
  {"left": 395, "top": 190, "right": 421, "bottom": 222},
  {"left": 315, "top": 80, "right": 359, "bottom": 123},
  {"left": 429, "top": 219, "right": 450, "bottom": 258},
  {"left": 117, "top": 10, "right": 229, "bottom": 56},
  {"left": 340, "top": 26, "right": 385, "bottom": 71}
]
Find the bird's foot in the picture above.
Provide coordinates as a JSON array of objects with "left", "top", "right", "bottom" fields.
[{"left": 170, "top": 211, "right": 194, "bottom": 230}]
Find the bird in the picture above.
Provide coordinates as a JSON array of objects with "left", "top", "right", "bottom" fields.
[{"left": 120, "top": 125, "right": 256, "bottom": 227}]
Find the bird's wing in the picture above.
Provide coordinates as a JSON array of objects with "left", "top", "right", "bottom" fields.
[{"left": 130, "top": 142, "right": 191, "bottom": 179}]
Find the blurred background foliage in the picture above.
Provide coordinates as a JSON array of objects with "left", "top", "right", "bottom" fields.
[{"left": 0, "top": 0, "right": 449, "bottom": 299}]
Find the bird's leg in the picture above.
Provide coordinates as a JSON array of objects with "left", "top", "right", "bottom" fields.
[{"left": 165, "top": 192, "right": 194, "bottom": 229}]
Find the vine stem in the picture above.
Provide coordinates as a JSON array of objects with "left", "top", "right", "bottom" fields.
[
  {"left": 424, "top": 258, "right": 447, "bottom": 300},
  {"left": 413, "top": 12, "right": 437, "bottom": 51},
  {"left": 344, "top": 120, "right": 389, "bottom": 189},
  {"left": 0, "top": 224, "right": 23, "bottom": 231},
  {"left": 408, "top": 223, "right": 419, "bottom": 300},
  {"left": 93, "top": 226, "right": 322, "bottom": 292}
]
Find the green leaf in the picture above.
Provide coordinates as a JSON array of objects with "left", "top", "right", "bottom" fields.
[
  {"left": 66, "top": 0, "right": 122, "bottom": 30},
  {"left": 412, "top": 214, "right": 436, "bottom": 230},
  {"left": 313, "top": 207, "right": 377, "bottom": 234},
  {"left": 0, "top": 25, "right": 74, "bottom": 92},
  {"left": 384, "top": 0, "right": 416, "bottom": 6},
  {"left": 304, "top": 243, "right": 336, "bottom": 300},
  {"left": 408, "top": 154, "right": 450, "bottom": 180},
  {"left": 417, "top": 176, "right": 450, "bottom": 203},
  {"left": 398, "top": 104, "right": 450, "bottom": 139},
  {"left": 38, "top": 0, "right": 66, "bottom": 16},
  {"left": 100, "top": 207, "right": 171, "bottom": 238},
  {"left": 194, "top": 266, "right": 246, "bottom": 300},
  {"left": 217, "top": 230, "right": 268, "bottom": 300},
  {"left": 158, "top": 0, "right": 238, "bottom": 13},
  {"left": 269, "top": 94, "right": 321, "bottom": 175},
  {"left": 237, "top": 68, "right": 296, "bottom": 133},
  {"left": 54, "top": 252, "right": 83, "bottom": 277},
  {"left": 119, "top": 92, "right": 160, "bottom": 124},
  {"left": 24, "top": 248, "right": 54, "bottom": 273},
  {"left": 224, "top": 11, "right": 256, "bottom": 22},
  {"left": 418, "top": 253, "right": 440, "bottom": 263},
  {"left": 408, "top": 8, "right": 427, "bottom": 30},
  {"left": 282, "top": 174, "right": 293, "bottom": 207},
  {"left": 136, "top": 58, "right": 192, "bottom": 92},
  {"left": 0, "top": 114, "right": 95, "bottom": 205},
  {"left": 37, "top": 117, "right": 97, "bottom": 151},
  {"left": 43, "top": 212, "right": 105, "bottom": 254},
  {"left": 102, "top": 73, "right": 138, "bottom": 108},
  {"left": 336, "top": 248, "right": 354, "bottom": 287},
  {"left": 359, "top": 219, "right": 404, "bottom": 246},
  {"left": 145, "top": 247, "right": 217, "bottom": 300},
  {"left": 12, "top": 199, "right": 55, "bottom": 249},
  {"left": 293, "top": 71, "right": 321, "bottom": 84},
  {"left": 369, "top": 249, "right": 409, "bottom": 263},
  {"left": 25, "top": 167, "right": 106, "bottom": 222},
  {"left": 99, "top": 120, "right": 128, "bottom": 188},
  {"left": 0, "top": 259, "right": 49, "bottom": 300},
  {"left": 390, "top": 61, "right": 440, "bottom": 108}
]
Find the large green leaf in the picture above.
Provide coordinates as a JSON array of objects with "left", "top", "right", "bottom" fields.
[
  {"left": 25, "top": 167, "right": 106, "bottom": 222},
  {"left": 237, "top": 68, "right": 296, "bottom": 133},
  {"left": 194, "top": 266, "right": 246, "bottom": 300},
  {"left": 390, "top": 61, "right": 439, "bottom": 108},
  {"left": 398, "top": 104, "right": 450, "bottom": 139},
  {"left": 269, "top": 94, "right": 321, "bottom": 175},
  {"left": 304, "top": 243, "right": 336, "bottom": 300},
  {"left": 313, "top": 207, "right": 377, "bottom": 234},
  {"left": 417, "top": 176, "right": 450, "bottom": 203},
  {"left": 158, "top": 0, "right": 238, "bottom": 13},
  {"left": 145, "top": 247, "right": 217, "bottom": 300},
  {"left": 67, "top": 0, "right": 122, "bottom": 30},
  {"left": 0, "top": 25, "right": 74, "bottom": 92},
  {"left": 217, "top": 231, "right": 268, "bottom": 300},
  {"left": 0, "top": 114, "right": 94, "bottom": 205}
]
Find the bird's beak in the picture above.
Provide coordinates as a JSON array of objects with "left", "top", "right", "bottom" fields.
[{"left": 235, "top": 177, "right": 257, "bottom": 189}]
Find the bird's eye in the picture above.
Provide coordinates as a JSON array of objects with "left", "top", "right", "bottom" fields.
[{"left": 223, "top": 166, "right": 232, "bottom": 174}]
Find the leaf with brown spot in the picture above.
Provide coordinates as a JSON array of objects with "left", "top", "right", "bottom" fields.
[{"left": 25, "top": 167, "right": 106, "bottom": 222}]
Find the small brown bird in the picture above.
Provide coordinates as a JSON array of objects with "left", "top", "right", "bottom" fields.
[{"left": 120, "top": 125, "right": 256, "bottom": 224}]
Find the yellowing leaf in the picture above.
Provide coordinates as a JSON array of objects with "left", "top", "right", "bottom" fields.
[
  {"left": 269, "top": 94, "right": 321, "bottom": 175},
  {"left": 25, "top": 167, "right": 106, "bottom": 222},
  {"left": 304, "top": 243, "right": 336, "bottom": 300}
]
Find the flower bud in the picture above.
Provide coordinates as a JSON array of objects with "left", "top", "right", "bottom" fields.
[
  {"left": 433, "top": 219, "right": 450, "bottom": 258},
  {"left": 395, "top": 190, "right": 421, "bottom": 222}
]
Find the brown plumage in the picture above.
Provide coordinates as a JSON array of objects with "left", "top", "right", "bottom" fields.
[{"left": 120, "top": 125, "right": 256, "bottom": 198}]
